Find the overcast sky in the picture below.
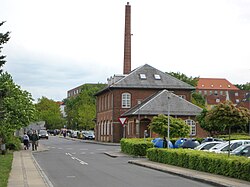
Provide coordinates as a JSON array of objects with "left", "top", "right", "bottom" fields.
[{"left": 1, "top": 0, "right": 250, "bottom": 102}]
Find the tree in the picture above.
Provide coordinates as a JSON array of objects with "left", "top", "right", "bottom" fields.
[
  {"left": 0, "top": 21, "right": 10, "bottom": 72},
  {"left": 149, "top": 114, "right": 190, "bottom": 139},
  {"left": 35, "top": 97, "right": 65, "bottom": 130},
  {"left": 204, "top": 101, "right": 250, "bottom": 156},
  {"left": 0, "top": 72, "right": 37, "bottom": 144},
  {"left": 168, "top": 72, "right": 206, "bottom": 108},
  {"left": 168, "top": 72, "right": 199, "bottom": 87},
  {"left": 191, "top": 92, "right": 206, "bottom": 108},
  {"left": 235, "top": 82, "right": 250, "bottom": 90},
  {"left": 65, "top": 83, "right": 106, "bottom": 130}
]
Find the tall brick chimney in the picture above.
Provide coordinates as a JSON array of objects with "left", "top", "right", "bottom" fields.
[{"left": 123, "top": 2, "right": 131, "bottom": 75}]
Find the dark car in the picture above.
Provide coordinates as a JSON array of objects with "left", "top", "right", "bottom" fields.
[{"left": 38, "top": 130, "right": 49, "bottom": 139}]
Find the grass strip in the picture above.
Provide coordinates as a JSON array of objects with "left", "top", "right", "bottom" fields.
[{"left": 0, "top": 153, "right": 13, "bottom": 187}]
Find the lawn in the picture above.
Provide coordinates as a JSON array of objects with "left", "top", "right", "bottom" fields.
[{"left": 0, "top": 153, "right": 13, "bottom": 187}]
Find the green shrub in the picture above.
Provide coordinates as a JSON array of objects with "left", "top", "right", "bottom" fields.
[
  {"left": 147, "top": 148, "right": 250, "bottom": 181},
  {"left": 6, "top": 136, "right": 21, "bottom": 151},
  {"left": 120, "top": 138, "right": 153, "bottom": 156}
]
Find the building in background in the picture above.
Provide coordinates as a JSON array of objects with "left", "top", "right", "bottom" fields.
[{"left": 196, "top": 78, "right": 248, "bottom": 109}]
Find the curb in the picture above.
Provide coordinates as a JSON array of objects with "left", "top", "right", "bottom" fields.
[{"left": 128, "top": 159, "right": 250, "bottom": 187}]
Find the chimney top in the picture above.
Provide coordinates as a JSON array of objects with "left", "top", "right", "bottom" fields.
[{"left": 127, "top": 2, "right": 129, "bottom": 5}]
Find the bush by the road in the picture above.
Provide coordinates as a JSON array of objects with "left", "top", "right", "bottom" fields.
[
  {"left": 147, "top": 148, "right": 250, "bottom": 181},
  {"left": 120, "top": 138, "right": 153, "bottom": 157}
]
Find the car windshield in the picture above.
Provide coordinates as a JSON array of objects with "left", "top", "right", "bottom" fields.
[
  {"left": 210, "top": 142, "right": 227, "bottom": 150},
  {"left": 39, "top": 130, "right": 47, "bottom": 134},
  {"left": 232, "top": 145, "right": 250, "bottom": 154}
]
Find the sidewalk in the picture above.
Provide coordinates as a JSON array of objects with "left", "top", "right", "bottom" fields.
[
  {"left": 8, "top": 139, "right": 250, "bottom": 187},
  {"left": 8, "top": 144, "right": 51, "bottom": 187}
]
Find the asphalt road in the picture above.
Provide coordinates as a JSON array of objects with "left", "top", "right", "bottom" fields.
[{"left": 34, "top": 136, "right": 215, "bottom": 187}]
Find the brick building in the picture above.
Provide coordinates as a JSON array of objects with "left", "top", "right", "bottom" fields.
[
  {"left": 196, "top": 78, "right": 249, "bottom": 109},
  {"left": 94, "top": 64, "right": 208, "bottom": 142},
  {"left": 94, "top": 2, "right": 207, "bottom": 143}
]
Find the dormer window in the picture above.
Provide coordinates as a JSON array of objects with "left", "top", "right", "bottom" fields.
[
  {"left": 154, "top": 74, "right": 161, "bottom": 80},
  {"left": 139, "top": 74, "right": 146, "bottom": 79},
  {"left": 228, "top": 85, "right": 231, "bottom": 88}
]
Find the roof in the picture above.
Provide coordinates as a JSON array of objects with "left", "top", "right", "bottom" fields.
[
  {"left": 96, "top": 64, "right": 195, "bottom": 95},
  {"left": 197, "top": 78, "right": 239, "bottom": 90},
  {"left": 122, "top": 89, "right": 203, "bottom": 116}
]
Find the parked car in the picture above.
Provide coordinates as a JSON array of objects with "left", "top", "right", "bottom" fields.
[
  {"left": 231, "top": 144, "right": 250, "bottom": 157},
  {"left": 38, "top": 130, "right": 49, "bottom": 139},
  {"left": 70, "top": 130, "right": 79, "bottom": 138},
  {"left": 82, "top": 131, "right": 95, "bottom": 140},
  {"left": 208, "top": 140, "right": 250, "bottom": 153},
  {"left": 180, "top": 138, "right": 200, "bottom": 149},
  {"left": 151, "top": 138, "right": 173, "bottom": 148},
  {"left": 194, "top": 141, "right": 223, "bottom": 151},
  {"left": 201, "top": 137, "right": 223, "bottom": 143}
]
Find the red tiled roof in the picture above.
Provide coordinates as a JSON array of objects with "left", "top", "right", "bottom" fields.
[{"left": 197, "top": 78, "right": 239, "bottom": 90}]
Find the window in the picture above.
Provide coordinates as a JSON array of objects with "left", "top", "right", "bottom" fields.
[
  {"left": 236, "top": 99, "right": 240, "bottom": 103},
  {"left": 139, "top": 74, "right": 146, "bottom": 79},
  {"left": 235, "top": 92, "right": 239, "bottom": 96},
  {"left": 154, "top": 74, "right": 161, "bottom": 80},
  {"left": 185, "top": 119, "right": 196, "bottom": 136},
  {"left": 220, "top": 91, "right": 223, "bottom": 95},
  {"left": 122, "top": 93, "right": 131, "bottom": 108},
  {"left": 214, "top": 91, "right": 218, "bottom": 95},
  {"left": 204, "top": 91, "right": 207, "bottom": 95}
]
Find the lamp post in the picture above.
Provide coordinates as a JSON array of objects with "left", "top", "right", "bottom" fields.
[{"left": 167, "top": 96, "right": 170, "bottom": 148}]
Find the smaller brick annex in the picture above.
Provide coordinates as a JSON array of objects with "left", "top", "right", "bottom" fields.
[{"left": 94, "top": 64, "right": 208, "bottom": 143}]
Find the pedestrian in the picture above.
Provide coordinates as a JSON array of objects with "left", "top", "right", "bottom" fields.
[
  {"left": 63, "top": 130, "right": 66, "bottom": 138},
  {"left": 23, "top": 133, "right": 30, "bottom": 150},
  {"left": 30, "top": 130, "right": 39, "bottom": 151}
]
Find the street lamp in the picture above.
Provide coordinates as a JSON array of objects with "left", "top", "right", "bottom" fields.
[{"left": 167, "top": 96, "right": 170, "bottom": 148}]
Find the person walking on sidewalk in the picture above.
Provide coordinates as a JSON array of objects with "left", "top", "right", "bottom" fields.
[
  {"left": 30, "top": 130, "right": 39, "bottom": 151},
  {"left": 23, "top": 133, "right": 30, "bottom": 150}
]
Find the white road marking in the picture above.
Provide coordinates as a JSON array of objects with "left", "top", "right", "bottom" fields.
[
  {"left": 66, "top": 176, "right": 76, "bottom": 178},
  {"left": 65, "top": 153, "right": 88, "bottom": 165}
]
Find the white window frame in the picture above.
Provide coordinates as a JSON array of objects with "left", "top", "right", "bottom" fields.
[
  {"left": 185, "top": 119, "right": 196, "bottom": 136},
  {"left": 122, "top": 93, "right": 131, "bottom": 108}
]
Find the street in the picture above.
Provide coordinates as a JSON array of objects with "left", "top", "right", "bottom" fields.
[{"left": 34, "top": 136, "right": 215, "bottom": 187}]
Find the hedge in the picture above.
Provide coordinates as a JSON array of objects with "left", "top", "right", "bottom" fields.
[
  {"left": 147, "top": 148, "right": 250, "bottom": 181},
  {"left": 120, "top": 138, "right": 153, "bottom": 156}
]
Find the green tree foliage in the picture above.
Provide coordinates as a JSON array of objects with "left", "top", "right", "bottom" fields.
[
  {"left": 197, "top": 101, "right": 250, "bottom": 136},
  {"left": 0, "top": 73, "right": 37, "bottom": 143},
  {"left": 235, "top": 82, "right": 250, "bottom": 90},
  {"left": 35, "top": 97, "right": 65, "bottom": 130},
  {"left": 191, "top": 92, "right": 206, "bottom": 108},
  {"left": 168, "top": 72, "right": 205, "bottom": 108},
  {"left": 65, "top": 83, "right": 106, "bottom": 130},
  {"left": 0, "top": 21, "right": 10, "bottom": 72},
  {"left": 149, "top": 114, "right": 190, "bottom": 138},
  {"left": 206, "top": 101, "right": 250, "bottom": 131},
  {"left": 168, "top": 72, "right": 199, "bottom": 87}
]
